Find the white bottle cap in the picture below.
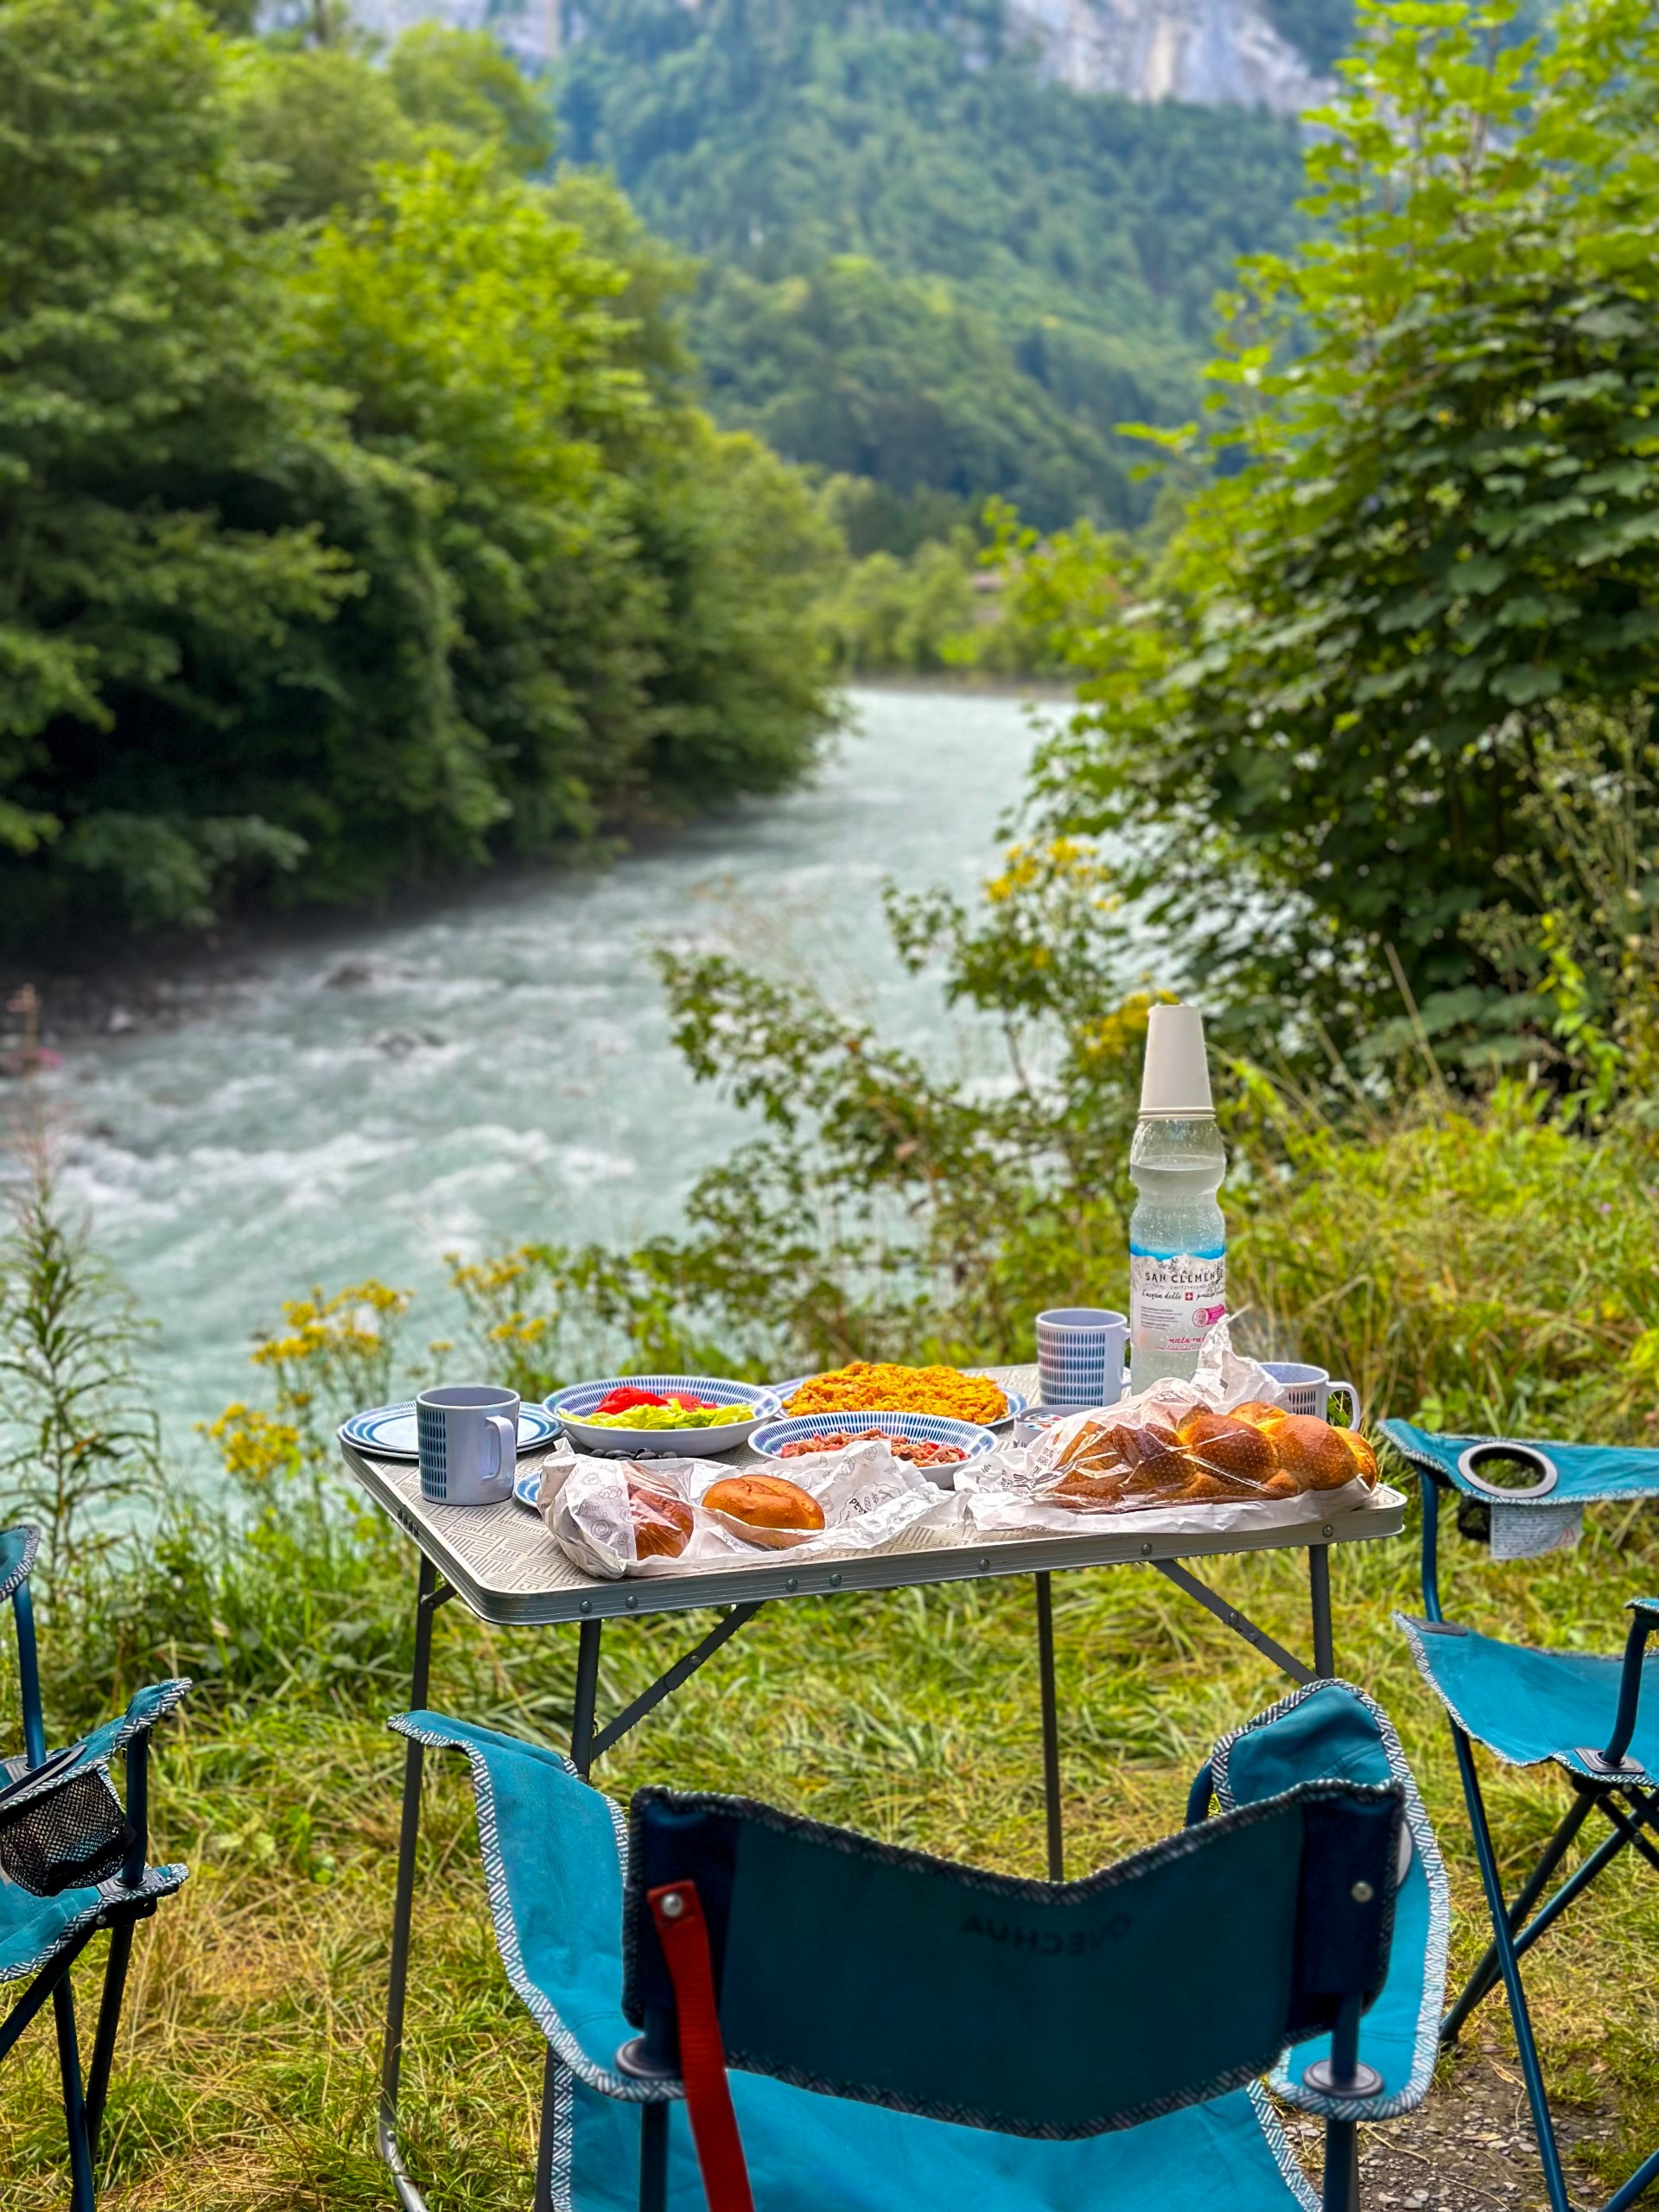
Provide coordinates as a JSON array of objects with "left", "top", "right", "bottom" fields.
[{"left": 1138, "top": 1003, "right": 1213, "bottom": 1116}]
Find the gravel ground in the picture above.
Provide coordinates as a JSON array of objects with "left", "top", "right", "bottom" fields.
[{"left": 1278, "top": 2044, "right": 1625, "bottom": 2211}]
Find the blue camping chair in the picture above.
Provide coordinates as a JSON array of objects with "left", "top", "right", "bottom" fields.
[
  {"left": 1385, "top": 1420, "right": 1659, "bottom": 2212},
  {"left": 0, "top": 1525, "right": 190, "bottom": 2211},
  {"left": 391, "top": 1678, "right": 1446, "bottom": 2211}
]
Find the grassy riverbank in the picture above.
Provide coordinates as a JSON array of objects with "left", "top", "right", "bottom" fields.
[
  {"left": 3, "top": 1451, "right": 1657, "bottom": 2209},
  {"left": 0, "top": 1065, "right": 1656, "bottom": 2207}
]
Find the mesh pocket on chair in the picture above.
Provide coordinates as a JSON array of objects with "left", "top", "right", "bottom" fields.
[{"left": 0, "top": 1761, "right": 132, "bottom": 1897}]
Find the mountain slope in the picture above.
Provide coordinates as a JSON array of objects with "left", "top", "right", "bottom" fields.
[
  {"left": 558, "top": 0, "right": 1313, "bottom": 527},
  {"left": 340, "top": 0, "right": 1325, "bottom": 530}
]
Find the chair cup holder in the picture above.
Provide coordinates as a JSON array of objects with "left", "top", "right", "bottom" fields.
[{"left": 1456, "top": 1441, "right": 1559, "bottom": 1503}]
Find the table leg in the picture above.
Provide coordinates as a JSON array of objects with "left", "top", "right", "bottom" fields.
[
  {"left": 1308, "top": 1543, "right": 1335, "bottom": 1678},
  {"left": 378, "top": 1552, "right": 438, "bottom": 2212},
  {"left": 1034, "top": 1573, "right": 1064, "bottom": 1881},
  {"left": 571, "top": 1618, "right": 603, "bottom": 1777}
]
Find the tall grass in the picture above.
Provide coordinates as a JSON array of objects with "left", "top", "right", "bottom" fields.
[
  {"left": 0, "top": 1113, "right": 157, "bottom": 1581},
  {"left": 1228, "top": 1077, "right": 1659, "bottom": 1441}
]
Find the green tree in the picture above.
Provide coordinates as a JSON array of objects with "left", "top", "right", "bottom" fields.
[
  {"left": 816, "top": 535, "right": 979, "bottom": 675},
  {"left": 697, "top": 257, "right": 1131, "bottom": 532},
  {"left": 233, "top": 24, "right": 555, "bottom": 231},
  {"left": 1026, "top": 0, "right": 1659, "bottom": 1055},
  {"left": 0, "top": 0, "right": 384, "bottom": 931},
  {"left": 297, "top": 149, "right": 836, "bottom": 848},
  {"left": 387, "top": 22, "right": 556, "bottom": 175},
  {"left": 0, "top": 0, "right": 836, "bottom": 938},
  {"left": 231, "top": 42, "right": 424, "bottom": 227}
]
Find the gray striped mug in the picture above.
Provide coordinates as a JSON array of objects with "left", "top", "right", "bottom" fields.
[{"left": 416, "top": 1384, "right": 519, "bottom": 1506}]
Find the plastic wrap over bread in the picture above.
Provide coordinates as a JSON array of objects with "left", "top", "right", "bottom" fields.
[
  {"left": 543, "top": 1438, "right": 956, "bottom": 1578},
  {"left": 959, "top": 1327, "right": 1378, "bottom": 1535}
]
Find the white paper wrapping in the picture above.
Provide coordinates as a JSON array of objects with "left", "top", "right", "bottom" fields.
[
  {"left": 543, "top": 1438, "right": 959, "bottom": 1579},
  {"left": 956, "top": 1320, "right": 1383, "bottom": 1535},
  {"left": 957, "top": 1458, "right": 1386, "bottom": 1536}
]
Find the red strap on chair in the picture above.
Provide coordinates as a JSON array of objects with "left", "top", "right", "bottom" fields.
[{"left": 648, "top": 1881, "right": 756, "bottom": 2212}]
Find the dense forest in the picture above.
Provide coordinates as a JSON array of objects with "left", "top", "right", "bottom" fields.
[
  {"left": 0, "top": 0, "right": 1363, "bottom": 944},
  {"left": 557, "top": 0, "right": 1317, "bottom": 536},
  {"left": 0, "top": 0, "right": 839, "bottom": 942}
]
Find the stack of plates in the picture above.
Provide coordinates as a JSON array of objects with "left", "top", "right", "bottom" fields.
[{"left": 338, "top": 1402, "right": 560, "bottom": 1462}]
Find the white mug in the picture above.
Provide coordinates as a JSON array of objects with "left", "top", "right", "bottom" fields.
[
  {"left": 1258, "top": 1362, "right": 1359, "bottom": 1427},
  {"left": 417, "top": 1385, "right": 519, "bottom": 1506}
]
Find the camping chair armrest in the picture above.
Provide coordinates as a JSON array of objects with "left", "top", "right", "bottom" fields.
[
  {"left": 76, "top": 1679, "right": 192, "bottom": 1770},
  {"left": 101, "top": 1681, "right": 189, "bottom": 1885},
  {"left": 389, "top": 1710, "right": 658, "bottom": 2098},
  {"left": 119, "top": 1725, "right": 150, "bottom": 1886},
  {"left": 8, "top": 1679, "right": 194, "bottom": 1799},
  {"left": 1602, "top": 1605, "right": 1659, "bottom": 1769}
]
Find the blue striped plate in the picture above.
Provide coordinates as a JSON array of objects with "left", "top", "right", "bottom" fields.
[
  {"left": 769, "top": 1376, "right": 1027, "bottom": 1427},
  {"left": 749, "top": 1409, "right": 997, "bottom": 1470},
  {"left": 546, "top": 1374, "right": 782, "bottom": 1459},
  {"left": 339, "top": 1402, "right": 559, "bottom": 1463}
]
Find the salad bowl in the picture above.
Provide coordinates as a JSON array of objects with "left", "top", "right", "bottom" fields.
[{"left": 547, "top": 1374, "right": 782, "bottom": 1459}]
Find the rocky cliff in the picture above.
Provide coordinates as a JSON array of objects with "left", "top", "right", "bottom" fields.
[
  {"left": 1007, "top": 0, "right": 1326, "bottom": 111},
  {"left": 343, "top": 0, "right": 1325, "bottom": 113},
  {"left": 344, "top": 0, "right": 558, "bottom": 69}
]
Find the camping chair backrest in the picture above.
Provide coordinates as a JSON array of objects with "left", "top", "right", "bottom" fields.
[
  {"left": 623, "top": 1775, "right": 1406, "bottom": 2138},
  {"left": 0, "top": 1527, "right": 45, "bottom": 1768}
]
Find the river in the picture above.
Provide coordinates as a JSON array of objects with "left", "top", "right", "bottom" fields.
[{"left": 44, "top": 688, "right": 1068, "bottom": 1455}]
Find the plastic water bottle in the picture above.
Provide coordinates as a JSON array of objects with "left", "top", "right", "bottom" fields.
[{"left": 1128, "top": 1005, "right": 1227, "bottom": 1387}]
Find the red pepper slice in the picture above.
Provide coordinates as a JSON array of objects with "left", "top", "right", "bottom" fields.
[{"left": 595, "top": 1386, "right": 667, "bottom": 1415}]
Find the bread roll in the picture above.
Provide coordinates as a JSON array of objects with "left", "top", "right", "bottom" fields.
[
  {"left": 1229, "top": 1400, "right": 1287, "bottom": 1432},
  {"left": 1270, "top": 1414, "right": 1357, "bottom": 1492},
  {"left": 1050, "top": 1465, "right": 1129, "bottom": 1509},
  {"left": 627, "top": 1481, "right": 695, "bottom": 1560},
  {"left": 1335, "top": 1427, "right": 1378, "bottom": 1487},
  {"left": 1179, "top": 1470, "right": 1240, "bottom": 1502},
  {"left": 702, "top": 1471, "right": 825, "bottom": 1548},
  {"left": 1053, "top": 1418, "right": 1131, "bottom": 1479},
  {"left": 1177, "top": 1409, "right": 1279, "bottom": 1488},
  {"left": 1117, "top": 1411, "right": 1192, "bottom": 1495}
]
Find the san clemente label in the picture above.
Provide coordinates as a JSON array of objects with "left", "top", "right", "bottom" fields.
[{"left": 1128, "top": 1249, "right": 1227, "bottom": 1359}]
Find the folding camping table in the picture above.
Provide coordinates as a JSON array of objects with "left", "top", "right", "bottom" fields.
[{"left": 341, "top": 1363, "right": 1406, "bottom": 2212}]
